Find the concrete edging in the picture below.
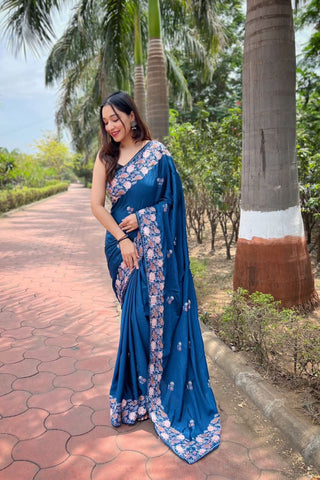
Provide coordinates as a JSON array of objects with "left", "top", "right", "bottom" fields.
[{"left": 202, "top": 329, "right": 320, "bottom": 472}]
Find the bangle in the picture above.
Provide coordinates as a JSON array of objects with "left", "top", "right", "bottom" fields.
[{"left": 117, "top": 233, "right": 129, "bottom": 244}]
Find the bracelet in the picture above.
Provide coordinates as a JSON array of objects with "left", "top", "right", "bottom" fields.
[{"left": 117, "top": 233, "right": 129, "bottom": 244}]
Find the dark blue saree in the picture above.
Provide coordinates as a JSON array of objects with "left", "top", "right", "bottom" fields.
[{"left": 105, "top": 140, "right": 221, "bottom": 464}]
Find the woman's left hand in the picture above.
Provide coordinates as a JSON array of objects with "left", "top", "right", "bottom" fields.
[{"left": 119, "top": 213, "right": 139, "bottom": 233}]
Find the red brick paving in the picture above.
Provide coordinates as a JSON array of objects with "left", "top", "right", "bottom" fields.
[{"left": 0, "top": 185, "right": 311, "bottom": 479}]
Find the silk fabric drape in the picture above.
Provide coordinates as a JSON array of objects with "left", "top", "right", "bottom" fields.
[{"left": 105, "top": 141, "right": 221, "bottom": 463}]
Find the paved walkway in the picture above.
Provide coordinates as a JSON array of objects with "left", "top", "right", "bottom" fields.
[{"left": 0, "top": 185, "right": 315, "bottom": 480}]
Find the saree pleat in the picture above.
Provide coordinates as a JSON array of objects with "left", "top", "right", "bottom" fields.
[{"left": 105, "top": 141, "right": 221, "bottom": 463}]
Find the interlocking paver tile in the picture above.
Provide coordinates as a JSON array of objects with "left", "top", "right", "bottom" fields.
[
  {"left": 28, "top": 387, "right": 73, "bottom": 413},
  {"left": 0, "top": 433, "right": 18, "bottom": 469},
  {"left": 53, "top": 369, "right": 93, "bottom": 391},
  {"left": 2, "top": 326, "right": 33, "bottom": 340},
  {"left": 221, "top": 414, "right": 262, "bottom": 449},
  {"left": 67, "top": 425, "right": 120, "bottom": 463},
  {"left": 92, "top": 370, "right": 114, "bottom": 386},
  {"left": 24, "top": 345, "right": 60, "bottom": 362},
  {"left": 32, "top": 325, "right": 66, "bottom": 338},
  {"left": 71, "top": 388, "right": 108, "bottom": 410},
  {"left": 76, "top": 354, "right": 110, "bottom": 373},
  {"left": 0, "top": 338, "right": 14, "bottom": 352},
  {"left": 12, "top": 336, "right": 44, "bottom": 351},
  {"left": 0, "top": 373, "right": 15, "bottom": 395},
  {"left": 0, "top": 358, "right": 40, "bottom": 378},
  {"left": 0, "top": 460, "right": 39, "bottom": 480},
  {"left": 91, "top": 408, "right": 111, "bottom": 426},
  {"left": 12, "top": 372, "right": 56, "bottom": 393},
  {"left": 198, "top": 440, "right": 259, "bottom": 479},
  {"left": 13, "top": 430, "right": 70, "bottom": 468},
  {"left": 0, "top": 390, "right": 30, "bottom": 417},
  {"left": 37, "top": 356, "right": 76, "bottom": 375},
  {"left": 0, "top": 346, "right": 25, "bottom": 364},
  {"left": 58, "top": 344, "right": 93, "bottom": 360},
  {"left": 147, "top": 450, "right": 207, "bottom": 479},
  {"left": 33, "top": 455, "right": 95, "bottom": 480},
  {"left": 92, "top": 451, "right": 149, "bottom": 480},
  {"left": 116, "top": 420, "right": 169, "bottom": 457},
  {"left": 0, "top": 408, "right": 48, "bottom": 440},
  {"left": 45, "top": 334, "right": 78, "bottom": 348},
  {"left": 45, "top": 405, "right": 94, "bottom": 435},
  {"left": 62, "top": 323, "right": 93, "bottom": 336}
]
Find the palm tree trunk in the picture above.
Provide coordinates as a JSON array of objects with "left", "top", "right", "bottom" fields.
[
  {"left": 146, "top": 0, "right": 169, "bottom": 142},
  {"left": 233, "top": 0, "right": 318, "bottom": 311},
  {"left": 134, "top": 9, "right": 147, "bottom": 121}
]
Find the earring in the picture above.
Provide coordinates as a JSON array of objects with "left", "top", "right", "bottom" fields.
[{"left": 130, "top": 120, "right": 137, "bottom": 131}]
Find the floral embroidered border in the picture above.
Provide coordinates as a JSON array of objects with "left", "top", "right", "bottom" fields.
[
  {"left": 110, "top": 395, "right": 148, "bottom": 426},
  {"left": 137, "top": 206, "right": 221, "bottom": 464},
  {"left": 106, "top": 141, "right": 169, "bottom": 205}
]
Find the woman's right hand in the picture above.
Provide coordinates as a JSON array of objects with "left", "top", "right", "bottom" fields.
[{"left": 119, "top": 238, "right": 139, "bottom": 271}]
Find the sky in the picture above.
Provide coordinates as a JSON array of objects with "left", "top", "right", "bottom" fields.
[
  {"left": 0, "top": 4, "right": 312, "bottom": 155},
  {"left": 0, "top": 7, "right": 73, "bottom": 154}
]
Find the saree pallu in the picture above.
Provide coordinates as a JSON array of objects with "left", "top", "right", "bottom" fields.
[{"left": 105, "top": 140, "right": 221, "bottom": 464}]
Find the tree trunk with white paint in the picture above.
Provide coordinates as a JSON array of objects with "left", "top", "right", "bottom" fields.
[{"left": 233, "top": 0, "right": 318, "bottom": 310}]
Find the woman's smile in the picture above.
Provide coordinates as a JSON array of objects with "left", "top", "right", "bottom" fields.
[{"left": 111, "top": 130, "right": 120, "bottom": 138}]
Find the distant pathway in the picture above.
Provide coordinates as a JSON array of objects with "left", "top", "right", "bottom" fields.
[{"left": 0, "top": 185, "right": 311, "bottom": 479}]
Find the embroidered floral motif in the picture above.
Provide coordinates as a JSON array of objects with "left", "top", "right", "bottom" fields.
[
  {"left": 110, "top": 394, "right": 147, "bottom": 426},
  {"left": 168, "top": 381, "right": 175, "bottom": 391},
  {"left": 106, "top": 141, "right": 168, "bottom": 205},
  {"left": 177, "top": 341, "right": 182, "bottom": 351},
  {"left": 183, "top": 299, "right": 191, "bottom": 311}
]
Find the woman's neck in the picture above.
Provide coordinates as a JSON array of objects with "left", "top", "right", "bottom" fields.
[{"left": 120, "top": 135, "right": 136, "bottom": 149}]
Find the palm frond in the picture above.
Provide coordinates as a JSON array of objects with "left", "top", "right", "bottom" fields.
[
  {"left": 165, "top": 50, "right": 192, "bottom": 109},
  {"left": 101, "top": 0, "right": 136, "bottom": 89},
  {"left": 45, "top": 0, "right": 105, "bottom": 85},
  {"left": 0, "top": 0, "right": 62, "bottom": 56}
]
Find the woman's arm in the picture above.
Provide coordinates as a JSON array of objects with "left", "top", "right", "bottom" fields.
[
  {"left": 91, "top": 154, "right": 123, "bottom": 236},
  {"left": 91, "top": 155, "right": 139, "bottom": 270}
]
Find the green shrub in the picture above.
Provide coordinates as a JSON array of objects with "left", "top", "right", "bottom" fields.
[
  {"left": 0, "top": 182, "right": 69, "bottom": 213},
  {"left": 218, "top": 288, "right": 320, "bottom": 392}
]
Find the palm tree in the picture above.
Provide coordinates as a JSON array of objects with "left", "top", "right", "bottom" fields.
[
  {"left": 146, "top": 0, "right": 169, "bottom": 141},
  {"left": 134, "top": 6, "right": 147, "bottom": 121},
  {"left": 233, "top": 0, "right": 318, "bottom": 310},
  {"left": 0, "top": 0, "right": 223, "bottom": 149}
]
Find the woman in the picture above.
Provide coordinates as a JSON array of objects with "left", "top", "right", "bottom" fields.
[{"left": 91, "top": 91, "right": 221, "bottom": 464}]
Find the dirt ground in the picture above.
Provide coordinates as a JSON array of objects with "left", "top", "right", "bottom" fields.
[{"left": 188, "top": 226, "right": 320, "bottom": 428}]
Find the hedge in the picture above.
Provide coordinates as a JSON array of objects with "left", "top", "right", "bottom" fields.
[{"left": 0, "top": 183, "right": 69, "bottom": 214}]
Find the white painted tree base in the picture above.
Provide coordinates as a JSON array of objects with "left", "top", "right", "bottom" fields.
[{"left": 239, "top": 205, "right": 305, "bottom": 241}]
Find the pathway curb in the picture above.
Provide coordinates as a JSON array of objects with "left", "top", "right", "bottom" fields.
[{"left": 202, "top": 329, "right": 320, "bottom": 472}]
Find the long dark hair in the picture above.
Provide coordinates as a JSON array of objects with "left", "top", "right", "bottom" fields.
[{"left": 99, "top": 91, "right": 152, "bottom": 183}]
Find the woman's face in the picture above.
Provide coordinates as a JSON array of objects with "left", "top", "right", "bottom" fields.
[{"left": 102, "top": 104, "right": 134, "bottom": 143}]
